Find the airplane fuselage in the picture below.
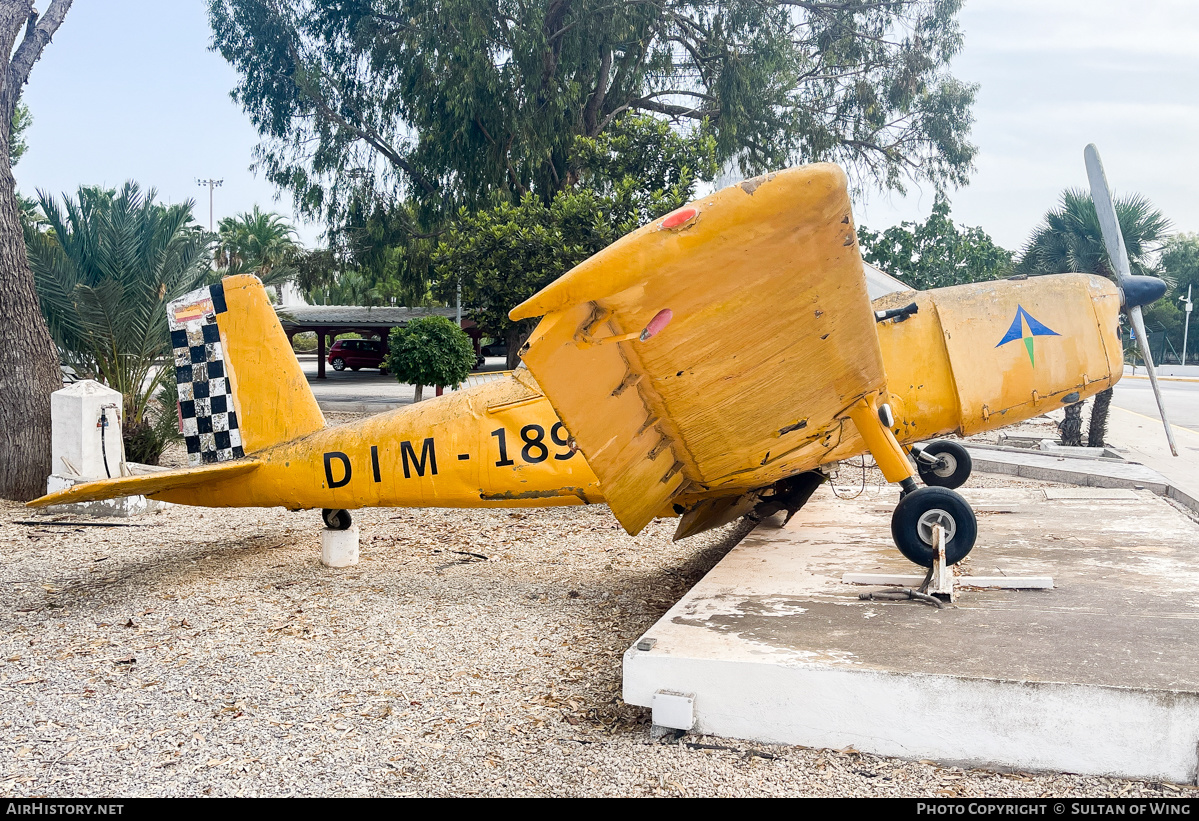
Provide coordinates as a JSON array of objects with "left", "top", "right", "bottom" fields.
[{"left": 149, "top": 272, "right": 1123, "bottom": 517}]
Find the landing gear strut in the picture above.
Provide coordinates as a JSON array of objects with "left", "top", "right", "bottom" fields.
[{"left": 845, "top": 397, "right": 977, "bottom": 568}]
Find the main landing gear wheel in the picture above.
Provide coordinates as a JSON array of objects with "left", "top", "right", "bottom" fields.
[
  {"left": 322, "top": 508, "right": 352, "bottom": 530},
  {"left": 890, "top": 487, "right": 976, "bottom": 568},
  {"left": 916, "top": 440, "right": 972, "bottom": 490},
  {"left": 331, "top": 357, "right": 346, "bottom": 371}
]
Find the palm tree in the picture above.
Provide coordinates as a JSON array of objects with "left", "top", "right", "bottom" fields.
[
  {"left": 28, "top": 182, "right": 212, "bottom": 464},
  {"left": 215, "top": 206, "right": 300, "bottom": 287},
  {"left": 1018, "top": 189, "right": 1171, "bottom": 447}
]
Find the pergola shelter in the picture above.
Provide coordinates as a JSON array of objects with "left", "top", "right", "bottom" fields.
[{"left": 276, "top": 305, "right": 481, "bottom": 379}]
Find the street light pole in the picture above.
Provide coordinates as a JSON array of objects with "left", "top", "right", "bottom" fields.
[
  {"left": 1182, "top": 285, "right": 1193, "bottom": 367},
  {"left": 196, "top": 178, "right": 224, "bottom": 232}
]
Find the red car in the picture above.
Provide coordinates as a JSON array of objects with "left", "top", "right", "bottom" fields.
[{"left": 327, "top": 339, "right": 388, "bottom": 372}]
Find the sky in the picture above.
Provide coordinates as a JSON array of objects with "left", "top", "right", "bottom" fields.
[{"left": 15, "top": 0, "right": 1199, "bottom": 252}]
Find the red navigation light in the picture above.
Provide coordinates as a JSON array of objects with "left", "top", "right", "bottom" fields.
[{"left": 640, "top": 309, "right": 674, "bottom": 341}]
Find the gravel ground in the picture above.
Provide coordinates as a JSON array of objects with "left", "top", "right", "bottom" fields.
[{"left": 0, "top": 415, "right": 1190, "bottom": 798}]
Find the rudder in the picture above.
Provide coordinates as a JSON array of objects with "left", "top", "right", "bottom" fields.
[{"left": 168, "top": 275, "right": 324, "bottom": 465}]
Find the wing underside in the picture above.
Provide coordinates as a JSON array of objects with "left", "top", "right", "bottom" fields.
[
  {"left": 28, "top": 460, "right": 261, "bottom": 508},
  {"left": 512, "top": 165, "right": 886, "bottom": 534}
]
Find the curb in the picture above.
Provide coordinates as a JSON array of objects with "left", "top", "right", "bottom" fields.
[
  {"left": 965, "top": 446, "right": 1199, "bottom": 516},
  {"left": 1122, "top": 374, "right": 1199, "bottom": 383},
  {"left": 317, "top": 401, "right": 411, "bottom": 414}
]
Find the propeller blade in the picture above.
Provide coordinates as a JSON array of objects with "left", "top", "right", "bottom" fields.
[
  {"left": 1129, "top": 305, "right": 1179, "bottom": 456},
  {"left": 1085, "top": 144, "right": 1178, "bottom": 456},
  {"left": 1084, "top": 144, "right": 1132, "bottom": 286}
]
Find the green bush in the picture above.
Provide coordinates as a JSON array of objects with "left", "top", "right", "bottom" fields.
[
  {"left": 291, "top": 332, "right": 317, "bottom": 353},
  {"left": 385, "top": 317, "right": 475, "bottom": 402},
  {"left": 123, "top": 382, "right": 183, "bottom": 465}
]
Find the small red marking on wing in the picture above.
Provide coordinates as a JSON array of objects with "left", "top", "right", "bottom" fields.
[{"left": 659, "top": 207, "right": 698, "bottom": 230}]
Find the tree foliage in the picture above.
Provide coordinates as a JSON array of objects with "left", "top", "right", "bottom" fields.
[
  {"left": 1017, "top": 188, "right": 1173, "bottom": 446},
  {"left": 10, "top": 102, "right": 30, "bottom": 167},
  {"left": 1017, "top": 189, "right": 1170, "bottom": 280},
  {"left": 337, "top": 199, "right": 439, "bottom": 305},
  {"left": 215, "top": 205, "right": 301, "bottom": 287},
  {"left": 434, "top": 191, "right": 609, "bottom": 365},
  {"left": 12, "top": 104, "right": 41, "bottom": 230},
  {"left": 210, "top": 0, "right": 978, "bottom": 227},
  {"left": 384, "top": 315, "right": 475, "bottom": 401},
  {"left": 1162, "top": 233, "right": 1199, "bottom": 301},
  {"left": 1016, "top": 189, "right": 1179, "bottom": 358},
  {"left": 433, "top": 115, "right": 715, "bottom": 365},
  {"left": 1151, "top": 233, "right": 1199, "bottom": 364},
  {"left": 28, "top": 183, "right": 212, "bottom": 464},
  {"left": 857, "top": 196, "right": 1012, "bottom": 290}
]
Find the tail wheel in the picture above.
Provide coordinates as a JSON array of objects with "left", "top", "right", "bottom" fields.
[
  {"left": 916, "top": 440, "right": 972, "bottom": 489},
  {"left": 890, "top": 487, "right": 976, "bottom": 567},
  {"left": 331, "top": 357, "right": 346, "bottom": 371},
  {"left": 322, "top": 508, "right": 352, "bottom": 530}
]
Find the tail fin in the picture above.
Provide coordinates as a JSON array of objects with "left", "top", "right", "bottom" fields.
[{"left": 168, "top": 275, "right": 324, "bottom": 465}]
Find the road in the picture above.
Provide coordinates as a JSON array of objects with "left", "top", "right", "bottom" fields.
[
  {"left": 1112, "top": 377, "right": 1199, "bottom": 433},
  {"left": 301, "top": 355, "right": 509, "bottom": 412}
]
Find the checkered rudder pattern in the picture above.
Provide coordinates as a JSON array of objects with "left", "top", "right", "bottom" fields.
[{"left": 167, "top": 284, "right": 244, "bottom": 466}]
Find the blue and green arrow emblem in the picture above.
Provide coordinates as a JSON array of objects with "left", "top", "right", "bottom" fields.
[{"left": 996, "top": 305, "right": 1060, "bottom": 366}]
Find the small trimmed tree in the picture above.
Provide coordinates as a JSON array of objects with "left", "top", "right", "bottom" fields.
[{"left": 385, "top": 316, "right": 475, "bottom": 403}]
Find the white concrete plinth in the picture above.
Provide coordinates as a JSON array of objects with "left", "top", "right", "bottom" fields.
[
  {"left": 52, "top": 380, "right": 126, "bottom": 480},
  {"left": 624, "top": 487, "right": 1199, "bottom": 784},
  {"left": 321, "top": 526, "right": 359, "bottom": 568}
]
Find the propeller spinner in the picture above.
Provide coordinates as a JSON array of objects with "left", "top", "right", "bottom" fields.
[{"left": 1083, "top": 143, "right": 1178, "bottom": 456}]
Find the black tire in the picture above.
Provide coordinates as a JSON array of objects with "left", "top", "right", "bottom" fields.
[
  {"left": 890, "top": 487, "right": 976, "bottom": 567},
  {"left": 331, "top": 357, "right": 346, "bottom": 371},
  {"left": 351, "top": 366, "right": 361, "bottom": 371},
  {"left": 916, "top": 440, "right": 972, "bottom": 489},
  {"left": 322, "top": 508, "right": 352, "bottom": 530}
]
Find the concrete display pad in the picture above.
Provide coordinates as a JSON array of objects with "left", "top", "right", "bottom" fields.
[{"left": 624, "top": 486, "right": 1199, "bottom": 783}]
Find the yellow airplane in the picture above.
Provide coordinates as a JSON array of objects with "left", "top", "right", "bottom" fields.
[{"left": 30, "top": 149, "right": 1175, "bottom": 569}]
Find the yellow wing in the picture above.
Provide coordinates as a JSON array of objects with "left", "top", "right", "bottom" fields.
[{"left": 511, "top": 164, "right": 885, "bottom": 534}]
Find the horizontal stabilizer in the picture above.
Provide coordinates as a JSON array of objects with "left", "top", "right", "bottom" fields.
[{"left": 27, "top": 460, "right": 260, "bottom": 508}]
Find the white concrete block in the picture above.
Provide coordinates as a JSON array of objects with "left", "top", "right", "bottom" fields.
[
  {"left": 626, "top": 654, "right": 1199, "bottom": 783},
  {"left": 623, "top": 487, "right": 1199, "bottom": 783},
  {"left": 321, "top": 526, "right": 359, "bottom": 568},
  {"left": 651, "top": 691, "right": 695, "bottom": 731},
  {"left": 51, "top": 380, "right": 125, "bottom": 480}
]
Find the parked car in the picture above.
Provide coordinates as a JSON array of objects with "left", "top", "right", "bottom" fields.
[
  {"left": 480, "top": 339, "right": 508, "bottom": 359},
  {"left": 328, "top": 339, "right": 388, "bottom": 372}
]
